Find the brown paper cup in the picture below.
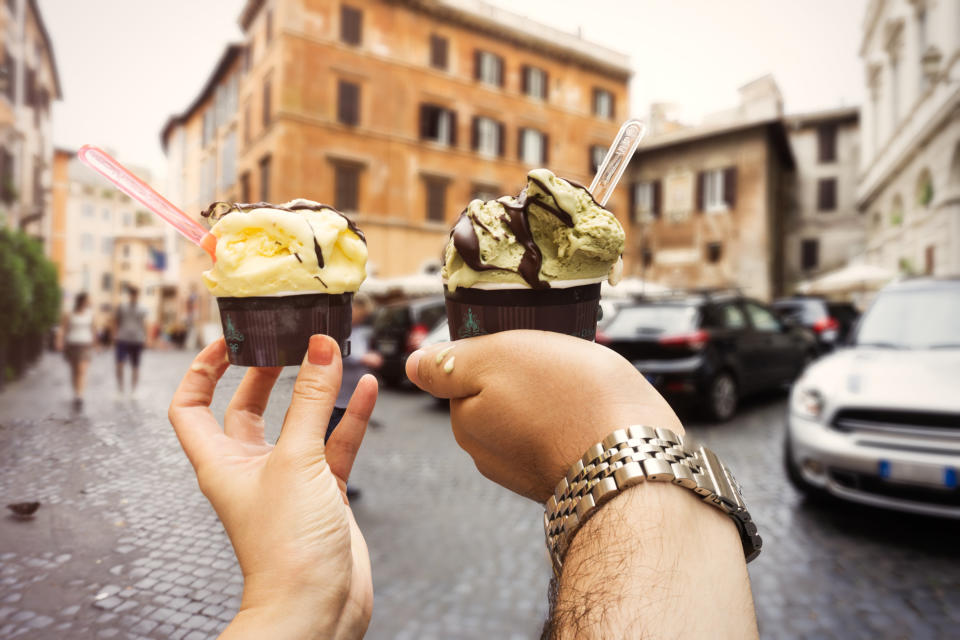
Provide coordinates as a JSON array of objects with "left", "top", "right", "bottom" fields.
[
  {"left": 217, "top": 293, "right": 353, "bottom": 366},
  {"left": 445, "top": 283, "right": 601, "bottom": 341}
]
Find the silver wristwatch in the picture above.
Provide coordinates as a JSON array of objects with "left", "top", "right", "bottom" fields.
[{"left": 544, "top": 425, "right": 762, "bottom": 576}]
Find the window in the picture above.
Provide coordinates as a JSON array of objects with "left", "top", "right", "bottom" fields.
[
  {"left": 82, "top": 203, "right": 94, "bottom": 218},
  {"left": 916, "top": 169, "right": 934, "bottom": 207},
  {"left": 801, "top": 238, "right": 819, "bottom": 271},
  {"left": 641, "top": 246, "right": 653, "bottom": 267},
  {"left": 523, "top": 66, "right": 548, "bottom": 99},
  {"left": 589, "top": 145, "right": 606, "bottom": 173},
  {"left": 101, "top": 273, "right": 112, "bottom": 292},
  {"left": 220, "top": 132, "right": 237, "bottom": 190},
  {"left": 341, "top": 6, "right": 362, "bottom": 45},
  {"left": 474, "top": 50, "right": 504, "bottom": 87},
  {"left": 924, "top": 245, "right": 935, "bottom": 275},
  {"left": 333, "top": 163, "right": 360, "bottom": 212},
  {"left": 706, "top": 241, "right": 723, "bottom": 263},
  {"left": 720, "top": 304, "right": 746, "bottom": 329},
  {"left": 817, "top": 124, "right": 837, "bottom": 163},
  {"left": 430, "top": 35, "right": 448, "bottom": 70},
  {"left": 102, "top": 208, "right": 110, "bottom": 220},
  {"left": 262, "top": 73, "right": 272, "bottom": 128},
  {"left": 472, "top": 116, "right": 503, "bottom": 157},
  {"left": 0, "top": 147, "right": 12, "bottom": 202},
  {"left": 419, "top": 104, "right": 456, "bottom": 146},
  {"left": 265, "top": 8, "right": 273, "bottom": 45},
  {"left": 240, "top": 171, "right": 251, "bottom": 202},
  {"left": 123, "top": 244, "right": 130, "bottom": 257},
  {"left": 890, "top": 56, "right": 900, "bottom": 124},
  {"left": 697, "top": 167, "right": 737, "bottom": 212},
  {"left": 2, "top": 48, "right": 16, "bottom": 103},
  {"left": 101, "top": 237, "right": 113, "bottom": 256},
  {"left": 593, "top": 88, "right": 613, "bottom": 118},
  {"left": 81, "top": 233, "right": 94, "bottom": 253},
  {"left": 744, "top": 302, "right": 781, "bottom": 332},
  {"left": 631, "top": 180, "right": 661, "bottom": 222},
  {"left": 122, "top": 212, "right": 132, "bottom": 226},
  {"left": 424, "top": 177, "right": 448, "bottom": 222},
  {"left": 918, "top": 9, "right": 928, "bottom": 91},
  {"left": 338, "top": 80, "right": 360, "bottom": 126},
  {"left": 259, "top": 154, "right": 271, "bottom": 201},
  {"left": 817, "top": 178, "right": 837, "bottom": 211},
  {"left": 471, "top": 184, "right": 499, "bottom": 201},
  {"left": 518, "top": 128, "right": 547, "bottom": 165}
]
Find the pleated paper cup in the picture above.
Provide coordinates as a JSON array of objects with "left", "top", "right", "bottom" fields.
[{"left": 217, "top": 292, "right": 353, "bottom": 366}]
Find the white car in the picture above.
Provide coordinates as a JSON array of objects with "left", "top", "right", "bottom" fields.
[{"left": 785, "top": 277, "right": 960, "bottom": 518}]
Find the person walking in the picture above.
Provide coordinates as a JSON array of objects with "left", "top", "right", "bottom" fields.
[
  {"left": 114, "top": 286, "right": 148, "bottom": 399},
  {"left": 60, "top": 292, "right": 95, "bottom": 411}
]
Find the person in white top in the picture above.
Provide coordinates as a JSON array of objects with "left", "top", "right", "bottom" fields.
[
  {"left": 114, "top": 286, "right": 148, "bottom": 397},
  {"left": 60, "top": 292, "right": 95, "bottom": 411}
]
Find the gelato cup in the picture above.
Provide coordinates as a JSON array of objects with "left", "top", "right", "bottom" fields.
[
  {"left": 441, "top": 169, "right": 624, "bottom": 341},
  {"left": 202, "top": 199, "right": 367, "bottom": 366}
]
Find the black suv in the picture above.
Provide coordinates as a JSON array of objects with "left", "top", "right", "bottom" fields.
[
  {"left": 772, "top": 296, "right": 860, "bottom": 351},
  {"left": 597, "top": 291, "right": 817, "bottom": 421},
  {"left": 371, "top": 297, "right": 446, "bottom": 387}
]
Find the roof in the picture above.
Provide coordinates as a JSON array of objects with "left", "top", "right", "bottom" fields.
[
  {"left": 784, "top": 106, "right": 859, "bottom": 129},
  {"left": 632, "top": 117, "right": 796, "bottom": 170},
  {"left": 159, "top": 44, "right": 245, "bottom": 151},
  {"left": 27, "top": 0, "right": 63, "bottom": 99},
  {"left": 238, "top": 0, "right": 631, "bottom": 79}
]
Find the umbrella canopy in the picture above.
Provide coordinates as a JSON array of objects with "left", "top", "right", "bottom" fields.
[
  {"left": 360, "top": 273, "right": 444, "bottom": 297},
  {"left": 798, "top": 263, "right": 895, "bottom": 295}
]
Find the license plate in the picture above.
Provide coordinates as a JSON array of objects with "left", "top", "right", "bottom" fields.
[
  {"left": 377, "top": 340, "right": 398, "bottom": 355},
  {"left": 879, "top": 460, "right": 956, "bottom": 488}
]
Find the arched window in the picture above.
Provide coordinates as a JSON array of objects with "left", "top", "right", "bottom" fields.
[
  {"left": 890, "top": 194, "right": 904, "bottom": 226},
  {"left": 915, "top": 168, "right": 934, "bottom": 207}
]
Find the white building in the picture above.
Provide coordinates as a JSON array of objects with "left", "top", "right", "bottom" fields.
[{"left": 858, "top": 0, "right": 960, "bottom": 276}]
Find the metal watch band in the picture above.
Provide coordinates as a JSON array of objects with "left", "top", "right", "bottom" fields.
[{"left": 543, "top": 425, "right": 762, "bottom": 577}]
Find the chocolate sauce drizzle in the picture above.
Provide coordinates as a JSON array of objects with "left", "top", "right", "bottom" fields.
[{"left": 449, "top": 175, "right": 595, "bottom": 289}]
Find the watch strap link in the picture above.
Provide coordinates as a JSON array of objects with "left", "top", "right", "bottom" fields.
[{"left": 543, "top": 425, "right": 762, "bottom": 577}]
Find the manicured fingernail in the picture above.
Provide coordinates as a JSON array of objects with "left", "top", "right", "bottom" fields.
[
  {"left": 406, "top": 349, "right": 423, "bottom": 385},
  {"left": 308, "top": 335, "right": 333, "bottom": 365}
]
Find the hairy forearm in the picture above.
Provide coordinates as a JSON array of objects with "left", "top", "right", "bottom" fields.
[{"left": 544, "top": 482, "right": 758, "bottom": 640}]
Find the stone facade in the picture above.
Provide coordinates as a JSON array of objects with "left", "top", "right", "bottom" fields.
[
  {"left": 161, "top": 0, "right": 631, "bottom": 332},
  {"left": 783, "top": 108, "right": 863, "bottom": 289},
  {"left": 858, "top": 0, "right": 960, "bottom": 276},
  {"left": 0, "top": 0, "right": 61, "bottom": 244}
]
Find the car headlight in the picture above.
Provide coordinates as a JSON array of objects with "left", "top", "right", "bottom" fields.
[{"left": 792, "top": 387, "right": 825, "bottom": 420}]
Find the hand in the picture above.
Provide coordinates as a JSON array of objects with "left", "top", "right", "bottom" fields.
[
  {"left": 168, "top": 336, "right": 378, "bottom": 639},
  {"left": 405, "top": 330, "right": 682, "bottom": 502}
]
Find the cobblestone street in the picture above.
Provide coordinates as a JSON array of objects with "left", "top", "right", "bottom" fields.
[{"left": 1, "top": 349, "right": 958, "bottom": 639}]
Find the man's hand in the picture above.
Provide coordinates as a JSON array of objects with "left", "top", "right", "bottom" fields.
[
  {"left": 168, "top": 336, "right": 378, "bottom": 640},
  {"left": 405, "top": 330, "right": 683, "bottom": 501}
]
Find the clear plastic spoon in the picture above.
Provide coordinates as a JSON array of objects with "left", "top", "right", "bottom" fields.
[
  {"left": 589, "top": 119, "right": 646, "bottom": 206},
  {"left": 78, "top": 145, "right": 217, "bottom": 260}
]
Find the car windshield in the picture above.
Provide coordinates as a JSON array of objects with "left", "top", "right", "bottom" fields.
[
  {"left": 604, "top": 304, "right": 698, "bottom": 337},
  {"left": 373, "top": 306, "right": 409, "bottom": 331},
  {"left": 855, "top": 288, "right": 960, "bottom": 349},
  {"left": 772, "top": 300, "right": 825, "bottom": 324}
]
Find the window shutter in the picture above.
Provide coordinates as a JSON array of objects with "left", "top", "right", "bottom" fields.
[
  {"left": 419, "top": 104, "right": 429, "bottom": 139},
  {"left": 497, "top": 122, "right": 505, "bottom": 156},
  {"left": 542, "top": 132, "right": 549, "bottom": 164},
  {"left": 449, "top": 110, "right": 458, "bottom": 146},
  {"left": 696, "top": 171, "right": 705, "bottom": 212},
  {"left": 474, "top": 51, "right": 481, "bottom": 80},
  {"left": 471, "top": 116, "right": 479, "bottom": 150},
  {"left": 517, "top": 127, "right": 525, "bottom": 161},
  {"left": 497, "top": 56, "right": 505, "bottom": 87},
  {"left": 542, "top": 70, "right": 549, "bottom": 100},
  {"left": 609, "top": 93, "right": 615, "bottom": 119},
  {"left": 723, "top": 167, "right": 737, "bottom": 208},
  {"left": 521, "top": 65, "right": 529, "bottom": 95},
  {"left": 652, "top": 180, "right": 662, "bottom": 218}
]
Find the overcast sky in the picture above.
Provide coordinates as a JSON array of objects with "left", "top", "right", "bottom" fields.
[{"left": 41, "top": 0, "right": 866, "bottom": 179}]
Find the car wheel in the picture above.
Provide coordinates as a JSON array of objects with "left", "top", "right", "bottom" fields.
[{"left": 706, "top": 371, "right": 738, "bottom": 422}]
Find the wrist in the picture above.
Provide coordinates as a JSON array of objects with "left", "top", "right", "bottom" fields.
[{"left": 228, "top": 580, "right": 349, "bottom": 640}]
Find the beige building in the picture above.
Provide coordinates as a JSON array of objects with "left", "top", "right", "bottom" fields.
[
  {"left": 50, "top": 149, "right": 177, "bottom": 332},
  {"left": 858, "top": 0, "right": 960, "bottom": 276},
  {"left": 0, "top": 0, "right": 61, "bottom": 242},
  {"left": 624, "top": 77, "right": 796, "bottom": 301},
  {"left": 783, "top": 107, "right": 863, "bottom": 289},
  {"left": 161, "top": 0, "right": 631, "bottom": 331}
]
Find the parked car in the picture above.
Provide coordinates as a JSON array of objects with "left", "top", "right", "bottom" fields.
[
  {"left": 785, "top": 277, "right": 960, "bottom": 518},
  {"left": 772, "top": 296, "right": 860, "bottom": 351},
  {"left": 598, "top": 291, "right": 817, "bottom": 421},
  {"left": 371, "top": 297, "right": 446, "bottom": 387}
]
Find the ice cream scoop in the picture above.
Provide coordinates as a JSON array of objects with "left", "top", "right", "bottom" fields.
[
  {"left": 442, "top": 169, "right": 625, "bottom": 291},
  {"left": 202, "top": 199, "right": 367, "bottom": 297}
]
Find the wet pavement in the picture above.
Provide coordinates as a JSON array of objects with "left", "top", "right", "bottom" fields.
[{"left": 0, "top": 349, "right": 958, "bottom": 639}]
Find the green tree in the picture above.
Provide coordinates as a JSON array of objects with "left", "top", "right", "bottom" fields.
[
  {"left": 17, "top": 231, "right": 61, "bottom": 331},
  {"left": 0, "top": 228, "right": 31, "bottom": 346}
]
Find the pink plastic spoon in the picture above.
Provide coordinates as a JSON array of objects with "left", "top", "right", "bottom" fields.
[{"left": 78, "top": 145, "right": 217, "bottom": 260}]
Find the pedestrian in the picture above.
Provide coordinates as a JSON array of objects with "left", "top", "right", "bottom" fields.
[
  {"left": 325, "top": 292, "right": 383, "bottom": 500},
  {"left": 169, "top": 331, "right": 759, "bottom": 639},
  {"left": 114, "top": 285, "right": 148, "bottom": 399},
  {"left": 60, "top": 292, "right": 95, "bottom": 411}
]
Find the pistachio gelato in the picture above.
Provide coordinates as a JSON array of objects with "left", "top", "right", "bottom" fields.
[{"left": 442, "top": 169, "right": 624, "bottom": 291}]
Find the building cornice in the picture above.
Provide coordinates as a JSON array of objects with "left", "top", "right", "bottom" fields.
[
  {"left": 860, "top": 0, "right": 886, "bottom": 56},
  {"left": 27, "top": 0, "right": 63, "bottom": 99}
]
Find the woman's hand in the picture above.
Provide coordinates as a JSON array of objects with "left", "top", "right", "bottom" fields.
[
  {"left": 406, "top": 330, "right": 682, "bottom": 502},
  {"left": 168, "top": 336, "right": 378, "bottom": 639}
]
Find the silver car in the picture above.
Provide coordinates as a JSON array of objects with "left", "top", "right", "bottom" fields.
[{"left": 785, "top": 277, "right": 960, "bottom": 518}]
